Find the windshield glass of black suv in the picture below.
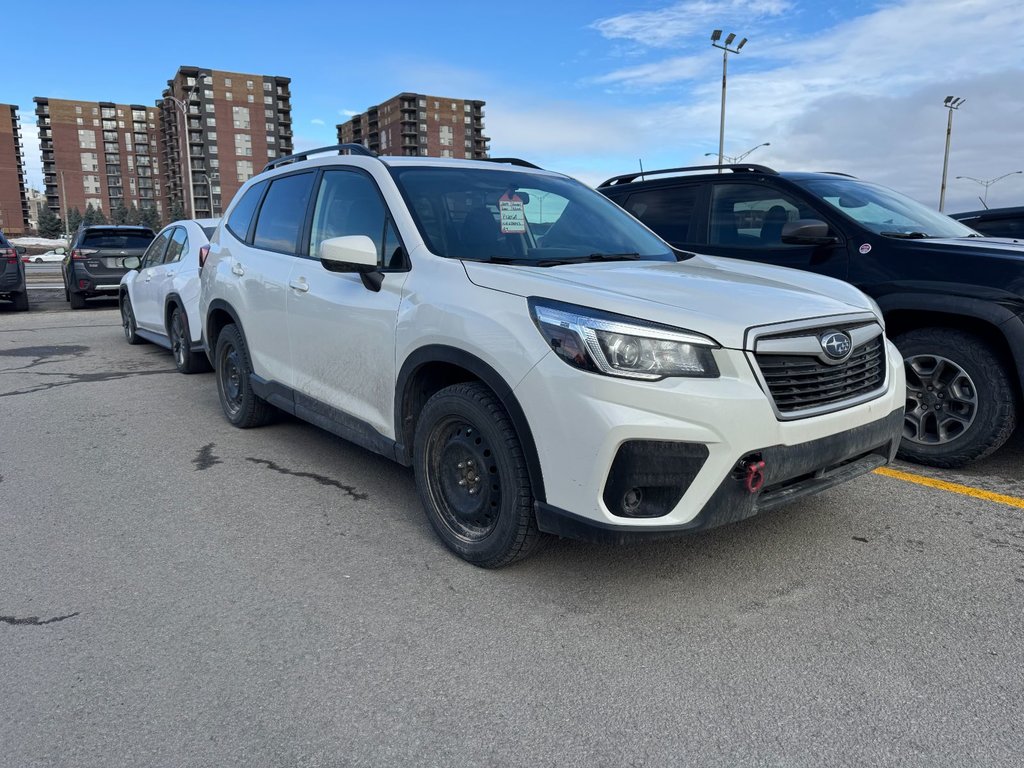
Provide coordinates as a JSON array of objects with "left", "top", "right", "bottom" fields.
[
  {"left": 797, "top": 178, "right": 978, "bottom": 239},
  {"left": 391, "top": 166, "right": 677, "bottom": 264}
]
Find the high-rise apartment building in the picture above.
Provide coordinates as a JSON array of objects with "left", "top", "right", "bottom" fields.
[
  {"left": 34, "top": 97, "right": 165, "bottom": 222},
  {"left": 0, "top": 104, "right": 29, "bottom": 235},
  {"left": 159, "top": 66, "right": 293, "bottom": 218},
  {"left": 337, "top": 93, "right": 488, "bottom": 159}
]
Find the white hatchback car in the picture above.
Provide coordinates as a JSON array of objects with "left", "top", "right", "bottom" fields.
[
  {"left": 201, "top": 146, "right": 906, "bottom": 567},
  {"left": 120, "top": 218, "right": 218, "bottom": 373}
]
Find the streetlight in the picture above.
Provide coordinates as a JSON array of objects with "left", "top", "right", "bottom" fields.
[
  {"left": 704, "top": 141, "right": 769, "bottom": 164},
  {"left": 165, "top": 71, "right": 209, "bottom": 218},
  {"left": 938, "top": 95, "right": 965, "bottom": 213},
  {"left": 710, "top": 29, "right": 748, "bottom": 173},
  {"left": 955, "top": 171, "right": 1023, "bottom": 208}
]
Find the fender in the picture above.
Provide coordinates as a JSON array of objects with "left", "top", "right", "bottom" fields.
[
  {"left": 878, "top": 292, "right": 1024, "bottom": 388},
  {"left": 203, "top": 298, "right": 245, "bottom": 355},
  {"left": 395, "top": 345, "right": 546, "bottom": 503}
]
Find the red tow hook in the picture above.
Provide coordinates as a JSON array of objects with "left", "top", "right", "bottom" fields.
[{"left": 744, "top": 459, "right": 767, "bottom": 494}]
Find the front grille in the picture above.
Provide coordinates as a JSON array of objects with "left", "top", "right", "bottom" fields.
[{"left": 756, "top": 335, "right": 886, "bottom": 415}]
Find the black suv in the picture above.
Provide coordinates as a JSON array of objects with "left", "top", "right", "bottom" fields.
[
  {"left": 600, "top": 164, "right": 1024, "bottom": 467},
  {"left": 950, "top": 206, "right": 1024, "bottom": 240},
  {"left": 63, "top": 225, "right": 155, "bottom": 309},
  {"left": 0, "top": 229, "right": 28, "bottom": 311}
]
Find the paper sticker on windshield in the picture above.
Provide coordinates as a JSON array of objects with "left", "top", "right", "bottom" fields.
[
  {"left": 859, "top": 243, "right": 872, "bottom": 254},
  {"left": 499, "top": 192, "right": 526, "bottom": 234}
]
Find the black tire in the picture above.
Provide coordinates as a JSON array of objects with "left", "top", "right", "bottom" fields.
[
  {"left": 896, "top": 328, "right": 1017, "bottom": 467},
  {"left": 33, "top": 257, "right": 43, "bottom": 264},
  {"left": 214, "top": 323, "right": 273, "bottom": 428},
  {"left": 168, "top": 306, "right": 211, "bottom": 374},
  {"left": 12, "top": 291, "right": 29, "bottom": 312},
  {"left": 413, "top": 382, "right": 542, "bottom": 568},
  {"left": 120, "top": 294, "right": 143, "bottom": 345},
  {"left": 64, "top": 286, "right": 69, "bottom": 302},
  {"left": 69, "top": 291, "right": 86, "bottom": 309}
]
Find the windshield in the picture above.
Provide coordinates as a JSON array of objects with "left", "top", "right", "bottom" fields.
[
  {"left": 390, "top": 166, "right": 676, "bottom": 264},
  {"left": 796, "top": 178, "right": 978, "bottom": 239}
]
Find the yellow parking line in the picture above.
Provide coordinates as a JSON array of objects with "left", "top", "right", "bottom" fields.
[{"left": 874, "top": 466, "right": 1024, "bottom": 510}]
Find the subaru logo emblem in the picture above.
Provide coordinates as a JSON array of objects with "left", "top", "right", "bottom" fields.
[{"left": 820, "top": 331, "right": 852, "bottom": 360}]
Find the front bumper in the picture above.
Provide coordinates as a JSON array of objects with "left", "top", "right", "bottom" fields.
[{"left": 514, "top": 339, "right": 906, "bottom": 538}]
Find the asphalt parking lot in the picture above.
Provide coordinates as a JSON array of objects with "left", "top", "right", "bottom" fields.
[{"left": 2, "top": 291, "right": 1023, "bottom": 767}]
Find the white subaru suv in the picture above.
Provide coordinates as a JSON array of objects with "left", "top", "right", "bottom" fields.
[{"left": 200, "top": 145, "right": 905, "bottom": 567}]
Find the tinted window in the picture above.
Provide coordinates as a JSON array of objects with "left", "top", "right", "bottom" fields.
[
  {"left": 165, "top": 227, "right": 188, "bottom": 263},
  {"left": 201, "top": 225, "right": 217, "bottom": 239},
  {"left": 622, "top": 186, "right": 700, "bottom": 244},
  {"left": 226, "top": 180, "right": 268, "bottom": 241},
  {"left": 141, "top": 230, "right": 172, "bottom": 268},
  {"left": 82, "top": 231, "right": 155, "bottom": 249},
  {"left": 309, "top": 170, "right": 387, "bottom": 264},
  {"left": 709, "top": 184, "right": 819, "bottom": 246},
  {"left": 969, "top": 218, "right": 1024, "bottom": 239},
  {"left": 253, "top": 173, "right": 315, "bottom": 253}
]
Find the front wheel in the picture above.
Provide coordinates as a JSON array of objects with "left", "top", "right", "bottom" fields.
[
  {"left": 413, "top": 382, "right": 542, "bottom": 568},
  {"left": 214, "top": 324, "right": 273, "bottom": 428},
  {"left": 168, "top": 306, "right": 210, "bottom": 374},
  {"left": 896, "top": 328, "right": 1017, "bottom": 467}
]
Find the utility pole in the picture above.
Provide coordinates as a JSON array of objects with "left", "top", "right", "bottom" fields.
[
  {"left": 60, "top": 170, "right": 68, "bottom": 235},
  {"left": 939, "top": 96, "right": 964, "bottom": 212}
]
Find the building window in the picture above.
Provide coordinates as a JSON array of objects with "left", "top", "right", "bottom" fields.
[
  {"left": 205, "top": 103, "right": 215, "bottom": 112},
  {"left": 267, "top": 135, "right": 275, "bottom": 144},
  {"left": 236, "top": 160, "right": 253, "bottom": 182},
  {"left": 75, "top": 105, "right": 82, "bottom": 114},
  {"left": 267, "top": 149, "right": 276, "bottom": 158},
  {"left": 204, "top": 89, "right": 214, "bottom": 99},
  {"left": 263, "top": 82, "right": 272, "bottom": 92},
  {"left": 83, "top": 174, "right": 100, "bottom": 194},
  {"left": 418, "top": 98, "right": 425, "bottom": 107},
  {"left": 76, "top": 117, "right": 83, "bottom": 125},
  {"left": 234, "top": 134, "right": 252, "bottom": 156},
  {"left": 264, "top": 96, "right": 273, "bottom": 105},
  {"left": 78, "top": 130, "right": 96, "bottom": 149},
  {"left": 232, "top": 106, "right": 250, "bottom": 129},
  {"left": 246, "top": 80, "right": 253, "bottom": 89},
  {"left": 210, "top": 159, "right": 219, "bottom": 169},
  {"left": 247, "top": 94, "right": 254, "bottom": 103},
  {"left": 186, "top": 77, "right": 196, "bottom": 86},
  {"left": 265, "top": 122, "right": 274, "bottom": 132},
  {"left": 80, "top": 152, "right": 98, "bottom": 171},
  {"left": 226, "top": 92, "right": 233, "bottom": 101},
  {"left": 441, "top": 149, "right": 451, "bottom": 158},
  {"left": 224, "top": 77, "right": 232, "bottom": 87},
  {"left": 207, "top": 132, "right": 217, "bottom": 141},
  {"left": 206, "top": 117, "right": 216, "bottom": 126}
]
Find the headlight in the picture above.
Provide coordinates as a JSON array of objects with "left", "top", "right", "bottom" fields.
[{"left": 528, "top": 299, "right": 720, "bottom": 380}]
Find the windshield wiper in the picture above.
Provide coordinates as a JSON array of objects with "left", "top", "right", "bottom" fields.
[
  {"left": 458, "top": 255, "right": 531, "bottom": 264},
  {"left": 880, "top": 231, "right": 931, "bottom": 239},
  {"left": 535, "top": 252, "right": 641, "bottom": 267}
]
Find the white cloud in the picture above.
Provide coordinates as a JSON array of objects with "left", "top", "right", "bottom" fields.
[
  {"left": 593, "top": 0, "right": 792, "bottom": 48},
  {"left": 590, "top": 56, "right": 706, "bottom": 88},
  {"left": 338, "top": 109, "right": 359, "bottom": 117},
  {"left": 310, "top": 118, "right": 325, "bottom": 125}
]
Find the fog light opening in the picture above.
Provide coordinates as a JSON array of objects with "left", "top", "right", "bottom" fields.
[
  {"left": 744, "top": 459, "right": 766, "bottom": 494},
  {"left": 622, "top": 487, "right": 643, "bottom": 515}
]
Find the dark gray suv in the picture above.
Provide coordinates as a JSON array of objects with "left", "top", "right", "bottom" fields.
[
  {"left": 63, "top": 225, "right": 155, "bottom": 309},
  {"left": 0, "top": 229, "right": 28, "bottom": 311}
]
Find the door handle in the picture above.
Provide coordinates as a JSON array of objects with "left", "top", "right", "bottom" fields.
[
  {"left": 288, "top": 278, "right": 309, "bottom": 293},
  {"left": 232, "top": 263, "right": 245, "bottom": 276},
  {"left": 144, "top": 274, "right": 152, "bottom": 282}
]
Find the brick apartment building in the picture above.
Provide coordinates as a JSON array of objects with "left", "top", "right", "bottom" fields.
[
  {"left": 160, "top": 66, "right": 293, "bottom": 219},
  {"left": 337, "top": 92, "right": 488, "bottom": 159},
  {"left": 0, "top": 104, "right": 30, "bottom": 235},
  {"left": 34, "top": 97, "right": 165, "bottom": 223}
]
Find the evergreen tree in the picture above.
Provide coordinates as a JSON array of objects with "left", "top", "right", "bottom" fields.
[
  {"left": 38, "top": 207, "right": 63, "bottom": 238},
  {"left": 111, "top": 200, "right": 129, "bottom": 225},
  {"left": 82, "top": 203, "right": 98, "bottom": 226},
  {"left": 140, "top": 205, "right": 162, "bottom": 232},
  {"left": 67, "top": 207, "right": 83, "bottom": 236},
  {"left": 126, "top": 204, "right": 141, "bottom": 225},
  {"left": 93, "top": 207, "right": 108, "bottom": 225},
  {"left": 170, "top": 199, "right": 186, "bottom": 223}
]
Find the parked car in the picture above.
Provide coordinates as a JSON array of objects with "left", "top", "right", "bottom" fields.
[
  {"left": 200, "top": 145, "right": 905, "bottom": 567},
  {"left": 24, "top": 248, "right": 66, "bottom": 264},
  {"left": 119, "top": 219, "right": 218, "bottom": 373},
  {"left": 62, "top": 225, "right": 155, "bottom": 309},
  {"left": 950, "top": 206, "right": 1024, "bottom": 240},
  {"left": 599, "top": 164, "right": 1024, "bottom": 468},
  {"left": 0, "top": 230, "right": 29, "bottom": 311}
]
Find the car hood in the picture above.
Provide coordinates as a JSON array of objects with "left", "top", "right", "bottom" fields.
[
  {"left": 905, "top": 236, "right": 1024, "bottom": 258},
  {"left": 462, "top": 254, "right": 876, "bottom": 350}
]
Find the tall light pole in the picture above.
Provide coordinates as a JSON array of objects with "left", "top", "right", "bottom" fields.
[
  {"left": 938, "top": 95, "right": 965, "bottom": 212},
  {"left": 165, "top": 71, "right": 209, "bottom": 218},
  {"left": 955, "top": 170, "right": 1022, "bottom": 208},
  {"left": 705, "top": 141, "right": 769, "bottom": 164},
  {"left": 711, "top": 30, "right": 747, "bottom": 174}
]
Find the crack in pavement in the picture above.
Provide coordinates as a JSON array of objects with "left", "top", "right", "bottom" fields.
[
  {"left": 0, "top": 367, "right": 176, "bottom": 398},
  {"left": 0, "top": 612, "right": 80, "bottom": 626},
  {"left": 246, "top": 457, "right": 369, "bottom": 501}
]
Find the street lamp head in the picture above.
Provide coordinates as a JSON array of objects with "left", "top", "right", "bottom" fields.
[
  {"left": 724, "top": 32, "right": 736, "bottom": 45},
  {"left": 711, "top": 29, "right": 722, "bottom": 42},
  {"left": 944, "top": 96, "right": 954, "bottom": 106},
  {"left": 737, "top": 37, "right": 748, "bottom": 50}
]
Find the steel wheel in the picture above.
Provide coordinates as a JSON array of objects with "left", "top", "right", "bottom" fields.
[
  {"left": 170, "top": 310, "right": 187, "bottom": 369},
  {"left": 219, "top": 342, "right": 244, "bottom": 418},
  {"left": 903, "top": 353, "right": 978, "bottom": 445}
]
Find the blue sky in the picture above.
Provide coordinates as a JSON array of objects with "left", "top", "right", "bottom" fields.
[{"left": 5, "top": 0, "right": 1023, "bottom": 212}]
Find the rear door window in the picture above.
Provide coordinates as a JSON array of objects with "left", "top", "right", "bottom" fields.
[
  {"left": 165, "top": 227, "right": 189, "bottom": 263},
  {"left": 226, "top": 180, "right": 268, "bottom": 242},
  {"left": 621, "top": 185, "right": 701, "bottom": 244},
  {"left": 252, "top": 173, "right": 316, "bottom": 254},
  {"left": 141, "top": 230, "right": 172, "bottom": 268}
]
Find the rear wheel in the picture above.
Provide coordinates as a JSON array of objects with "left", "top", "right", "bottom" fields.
[
  {"left": 896, "top": 328, "right": 1017, "bottom": 467},
  {"left": 69, "top": 291, "right": 86, "bottom": 309},
  {"left": 120, "top": 294, "right": 143, "bottom": 344},
  {"left": 13, "top": 291, "right": 29, "bottom": 311},
  {"left": 214, "top": 323, "right": 273, "bottom": 428},
  {"left": 168, "top": 306, "right": 210, "bottom": 374},
  {"left": 33, "top": 257, "right": 43, "bottom": 264},
  {"left": 413, "top": 382, "right": 542, "bottom": 568}
]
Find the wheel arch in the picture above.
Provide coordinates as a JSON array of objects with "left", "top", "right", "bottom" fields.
[
  {"left": 204, "top": 299, "right": 246, "bottom": 357},
  {"left": 395, "top": 345, "right": 546, "bottom": 503}
]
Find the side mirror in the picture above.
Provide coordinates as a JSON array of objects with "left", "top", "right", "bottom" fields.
[
  {"left": 123, "top": 256, "right": 141, "bottom": 270},
  {"left": 14, "top": 246, "right": 26, "bottom": 255},
  {"left": 781, "top": 219, "right": 837, "bottom": 245},
  {"left": 55, "top": 247, "right": 66, "bottom": 255},
  {"left": 319, "top": 235, "right": 383, "bottom": 291}
]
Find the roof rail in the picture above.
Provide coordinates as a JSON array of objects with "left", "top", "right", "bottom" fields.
[
  {"left": 481, "top": 157, "right": 543, "bottom": 170},
  {"left": 599, "top": 163, "right": 778, "bottom": 187},
  {"left": 820, "top": 171, "right": 857, "bottom": 178},
  {"left": 263, "top": 143, "right": 377, "bottom": 172}
]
